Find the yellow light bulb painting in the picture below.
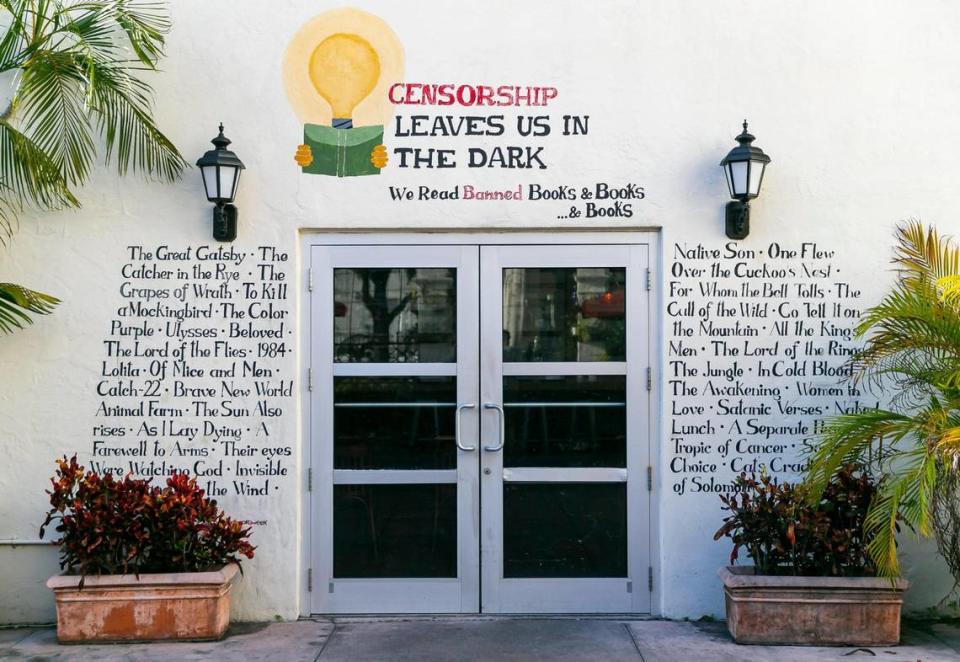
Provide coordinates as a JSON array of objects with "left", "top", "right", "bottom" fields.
[
  {"left": 284, "top": 8, "right": 404, "bottom": 178},
  {"left": 308, "top": 34, "right": 380, "bottom": 127}
]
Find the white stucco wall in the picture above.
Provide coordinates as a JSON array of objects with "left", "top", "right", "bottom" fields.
[{"left": 1, "top": 0, "right": 958, "bottom": 623}]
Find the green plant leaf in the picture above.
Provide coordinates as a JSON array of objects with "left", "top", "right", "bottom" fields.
[
  {"left": 0, "top": 118, "right": 77, "bottom": 239},
  {"left": 804, "top": 222, "right": 960, "bottom": 579},
  {"left": 85, "top": 58, "right": 185, "bottom": 179},
  {"left": 0, "top": 0, "right": 186, "bottom": 335},
  {"left": 0, "top": 282, "right": 59, "bottom": 333},
  {"left": 16, "top": 48, "right": 96, "bottom": 186}
]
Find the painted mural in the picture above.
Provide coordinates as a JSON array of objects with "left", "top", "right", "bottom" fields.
[{"left": 283, "top": 8, "right": 403, "bottom": 177}]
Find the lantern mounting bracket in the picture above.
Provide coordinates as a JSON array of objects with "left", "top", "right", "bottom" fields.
[
  {"left": 212, "top": 202, "right": 238, "bottom": 242},
  {"left": 725, "top": 200, "right": 749, "bottom": 240}
]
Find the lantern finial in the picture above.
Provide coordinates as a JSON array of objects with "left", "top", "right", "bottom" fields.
[{"left": 211, "top": 123, "right": 231, "bottom": 150}]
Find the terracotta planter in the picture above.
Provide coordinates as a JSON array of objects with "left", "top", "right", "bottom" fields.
[
  {"left": 718, "top": 566, "right": 909, "bottom": 646},
  {"left": 46, "top": 563, "right": 239, "bottom": 643}
]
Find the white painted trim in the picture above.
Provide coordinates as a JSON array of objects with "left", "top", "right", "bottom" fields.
[
  {"left": 333, "top": 363, "right": 457, "bottom": 377},
  {"left": 456, "top": 246, "right": 482, "bottom": 613},
  {"left": 310, "top": 246, "right": 335, "bottom": 614},
  {"left": 299, "top": 230, "right": 658, "bottom": 246},
  {"left": 332, "top": 470, "right": 457, "bottom": 485},
  {"left": 502, "top": 361, "right": 626, "bottom": 376},
  {"left": 492, "top": 578, "right": 634, "bottom": 614},
  {"left": 502, "top": 468, "right": 628, "bottom": 483},
  {"left": 628, "top": 243, "right": 653, "bottom": 614},
  {"left": 322, "top": 579, "right": 463, "bottom": 614},
  {"left": 297, "top": 234, "right": 311, "bottom": 619},
  {"left": 319, "top": 244, "right": 472, "bottom": 267},
  {"left": 333, "top": 402, "right": 457, "bottom": 408},
  {"left": 648, "top": 235, "right": 664, "bottom": 617},
  {"left": 502, "top": 402, "right": 625, "bottom": 408}
]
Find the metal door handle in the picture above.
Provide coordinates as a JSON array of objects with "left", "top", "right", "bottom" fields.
[
  {"left": 455, "top": 403, "right": 476, "bottom": 451},
  {"left": 483, "top": 402, "right": 505, "bottom": 452}
]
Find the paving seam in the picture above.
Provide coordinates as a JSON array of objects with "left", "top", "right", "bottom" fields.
[
  {"left": 9, "top": 627, "right": 46, "bottom": 650},
  {"left": 313, "top": 619, "right": 337, "bottom": 661},
  {"left": 622, "top": 622, "right": 646, "bottom": 660}
]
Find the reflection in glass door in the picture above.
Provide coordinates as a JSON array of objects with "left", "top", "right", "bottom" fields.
[
  {"left": 310, "top": 245, "right": 479, "bottom": 613},
  {"left": 480, "top": 245, "right": 650, "bottom": 613}
]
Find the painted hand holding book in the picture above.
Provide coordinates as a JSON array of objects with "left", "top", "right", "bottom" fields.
[{"left": 301, "top": 124, "right": 384, "bottom": 177}]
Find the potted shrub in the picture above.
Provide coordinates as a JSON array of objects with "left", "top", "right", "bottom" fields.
[
  {"left": 714, "top": 467, "right": 908, "bottom": 646},
  {"left": 40, "top": 456, "right": 255, "bottom": 643},
  {"left": 805, "top": 223, "right": 960, "bottom": 602}
]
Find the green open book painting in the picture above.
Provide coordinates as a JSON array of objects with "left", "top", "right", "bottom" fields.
[{"left": 301, "top": 123, "right": 384, "bottom": 177}]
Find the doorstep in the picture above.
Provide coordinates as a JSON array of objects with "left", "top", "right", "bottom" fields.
[{"left": 3, "top": 617, "right": 960, "bottom": 661}]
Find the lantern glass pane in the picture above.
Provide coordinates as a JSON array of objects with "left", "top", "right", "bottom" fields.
[
  {"left": 218, "top": 165, "right": 238, "bottom": 202},
  {"left": 231, "top": 168, "right": 242, "bottom": 200},
  {"left": 730, "top": 161, "right": 748, "bottom": 196},
  {"left": 201, "top": 165, "right": 219, "bottom": 200},
  {"left": 723, "top": 165, "right": 734, "bottom": 198},
  {"left": 748, "top": 161, "right": 765, "bottom": 196}
]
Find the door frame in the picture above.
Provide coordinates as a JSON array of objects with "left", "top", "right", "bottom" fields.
[{"left": 298, "top": 230, "right": 662, "bottom": 616}]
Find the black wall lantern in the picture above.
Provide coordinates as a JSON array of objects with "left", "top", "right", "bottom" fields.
[
  {"left": 197, "top": 124, "right": 245, "bottom": 242},
  {"left": 720, "top": 120, "right": 770, "bottom": 240}
]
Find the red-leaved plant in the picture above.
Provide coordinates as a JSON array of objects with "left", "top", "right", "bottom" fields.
[
  {"left": 713, "top": 465, "right": 878, "bottom": 577},
  {"left": 40, "top": 456, "right": 255, "bottom": 579}
]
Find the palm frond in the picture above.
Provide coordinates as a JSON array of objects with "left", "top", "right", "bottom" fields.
[
  {"left": 865, "top": 477, "right": 907, "bottom": 577},
  {"left": 0, "top": 1, "right": 31, "bottom": 71},
  {"left": 0, "top": 0, "right": 184, "bottom": 273},
  {"left": 864, "top": 448, "right": 938, "bottom": 576},
  {"left": 805, "top": 222, "right": 960, "bottom": 578},
  {"left": 0, "top": 190, "right": 21, "bottom": 244},
  {"left": 0, "top": 282, "right": 59, "bottom": 333},
  {"left": 0, "top": 0, "right": 183, "bottom": 337},
  {"left": 86, "top": 59, "right": 185, "bottom": 179},
  {"left": 17, "top": 49, "right": 95, "bottom": 185},
  {"left": 109, "top": 1, "right": 169, "bottom": 67},
  {"left": 0, "top": 118, "right": 77, "bottom": 240},
  {"left": 804, "top": 409, "right": 915, "bottom": 498},
  {"left": 0, "top": 0, "right": 184, "bottom": 211},
  {"left": 934, "top": 421, "right": 960, "bottom": 464},
  {"left": 55, "top": 3, "right": 120, "bottom": 58},
  {"left": 941, "top": 275, "right": 960, "bottom": 307},
  {"left": 894, "top": 220, "right": 960, "bottom": 286}
]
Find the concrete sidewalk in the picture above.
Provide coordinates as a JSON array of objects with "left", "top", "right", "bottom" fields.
[{"left": 3, "top": 617, "right": 960, "bottom": 661}]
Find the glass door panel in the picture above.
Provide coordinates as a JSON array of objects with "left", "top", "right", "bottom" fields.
[
  {"left": 480, "top": 245, "right": 650, "bottom": 614},
  {"left": 333, "top": 483, "right": 457, "bottom": 578},
  {"left": 333, "top": 267, "right": 457, "bottom": 363},
  {"left": 334, "top": 376, "right": 457, "bottom": 470},
  {"left": 502, "top": 267, "right": 626, "bottom": 362},
  {"left": 310, "top": 245, "right": 479, "bottom": 614},
  {"left": 503, "top": 375, "right": 627, "bottom": 468},
  {"left": 503, "top": 482, "right": 628, "bottom": 578}
]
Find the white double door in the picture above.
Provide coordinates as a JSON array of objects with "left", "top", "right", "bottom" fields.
[{"left": 309, "top": 241, "right": 651, "bottom": 614}]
